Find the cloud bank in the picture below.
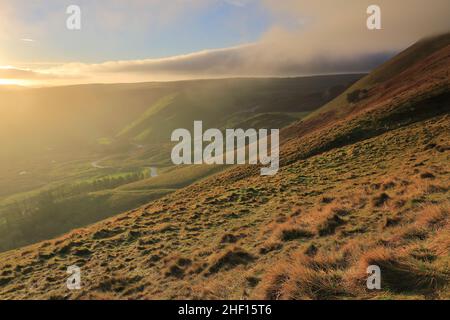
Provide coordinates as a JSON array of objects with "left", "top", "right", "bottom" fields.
[{"left": 2, "top": 0, "right": 450, "bottom": 85}]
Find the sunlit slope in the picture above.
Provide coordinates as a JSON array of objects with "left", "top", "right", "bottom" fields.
[
  {"left": 1, "top": 114, "right": 448, "bottom": 300},
  {"left": 0, "top": 34, "right": 449, "bottom": 299},
  {"left": 304, "top": 33, "right": 450, "bottom": 121}
]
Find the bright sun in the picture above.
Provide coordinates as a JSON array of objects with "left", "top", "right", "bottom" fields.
[
  {"left": 0, "top": 78, "right": 19, "bottom": 85},
  {"left": 0, "top": 66, "right": 34, "bottom": 86},
  {"left": 0, "top": 65, "right": 24, "bottom": 86}
]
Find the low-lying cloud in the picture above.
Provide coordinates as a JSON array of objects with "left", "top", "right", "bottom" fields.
[
  {"left": 50, "top": 44, "right": 393, "bottom": 80},
  {"left": 2, "top": 0, "right": 449, "bottom": 85}
]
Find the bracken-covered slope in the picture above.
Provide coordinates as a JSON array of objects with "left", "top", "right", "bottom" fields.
[{"left": 0, "top": 33, "right": 449, "bottom": 300}]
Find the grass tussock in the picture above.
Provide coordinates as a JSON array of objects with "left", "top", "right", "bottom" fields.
[
  {"left": 308, "top": 206, "right": 349, "bottom": 236},
  {"left": 259, "top": 241, "right": 283, "bottom": 255},
  {"left": 428, "top": 224, "right": 450, "bottom": 256},
  {"left": 254, "top": 251, "right": 352, "bottom": 300},
  {"left": 415, "top": 204, "right": 449, "bottom": 229},
  {"left": 207, "top": 247, "right": 255, "bottom": 275},
  {"left": 277, "top": 227, "right": 314, "bottom": 242},
  {"left": 354, "top": 247, "right": 450, "bottom": 294},
  {"left": 372, "top": 193, "right": 391, "bottom": 207}
]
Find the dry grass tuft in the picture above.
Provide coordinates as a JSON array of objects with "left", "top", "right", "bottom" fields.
[
  {"left": 311, "top": 206, "right": 349, "bottom": 236},
  {"left": 259, "top": 241, "right": 283, "bottom": 255},
  {"left": 207, "top": 247, "right": 255, "bottom": 274},
  {"left": 428, "top": 224, "right": 450, "bottom": 256},
  {"left": 372, "top": 193, "right": 391, "bottom": 207},
  {"left": 415, "top": 204, "right": 449, "bottom": 229},
  {"left": 254, "top": 251, "right": 350, "bottom": 300},
  {"left": 354, "top": 247, "right": 449, "bottom": 294},
  {"left": 277, "top": 226, "right": 314, "bottom": 242}
]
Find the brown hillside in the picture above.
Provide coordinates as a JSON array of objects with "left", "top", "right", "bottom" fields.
[{"left": 0, "top": 34, "right": 449, "bottom": 300}]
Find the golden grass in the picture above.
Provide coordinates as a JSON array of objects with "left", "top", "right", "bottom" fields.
[{"left": 0, "top": 113, "right": 448, "bottom": 300}]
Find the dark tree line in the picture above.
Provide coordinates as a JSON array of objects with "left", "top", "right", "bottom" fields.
[{"left": 0, "top": 170, "right": 150, "bottom": 252}]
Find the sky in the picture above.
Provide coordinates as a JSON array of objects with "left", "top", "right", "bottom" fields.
[{"left": 0, "top": 0, "right": 449, "bottom": 86}]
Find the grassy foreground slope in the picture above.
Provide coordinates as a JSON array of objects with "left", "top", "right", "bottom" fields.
[{"left": 0, "top": 34, "right": 449, "bottom": 299}]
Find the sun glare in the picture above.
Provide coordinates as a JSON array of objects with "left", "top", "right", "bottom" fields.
[
  {"left": 0, "top": 78, "right": 24, "bottom": 86},
  {"left": 0, "top": 65, "right": 31, "bottom": 86}
]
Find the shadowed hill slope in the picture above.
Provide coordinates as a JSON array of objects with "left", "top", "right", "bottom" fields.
[{"left": 0, "top": 33, "right": 449, "bottom": 300}]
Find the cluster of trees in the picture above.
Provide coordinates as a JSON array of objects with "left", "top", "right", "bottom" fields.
[
  {"left": 56, "top": 171, "right": 150, "bottom": 198},
  {"left": 0, "top": 170, "right": 150, "bottom": 252}
]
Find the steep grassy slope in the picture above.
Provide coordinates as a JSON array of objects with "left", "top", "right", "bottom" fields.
[
  {"left": 0, "top": 34, "right": 449, "bottom": 300},
  {"left": 304, "top": 33, "right": 450, "bottom": 122},
  {"left": 0, "top": 114, "right": 447, "bottom": 300}
]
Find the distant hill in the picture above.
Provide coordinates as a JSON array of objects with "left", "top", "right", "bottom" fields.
[
  {"left": 0, "top": 75, "right": 361, "bottom": 252},
  {"left": 0, "top": 33, "right": 449, "bottom": 300},
  {"left": 0, "top": 75, "right": 361, "bottom": 159}
]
